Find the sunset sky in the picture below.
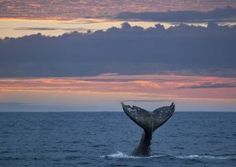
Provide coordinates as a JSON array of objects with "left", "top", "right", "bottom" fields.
[{"left": 0, "top": 0, "right": 236, "bottom": 111}]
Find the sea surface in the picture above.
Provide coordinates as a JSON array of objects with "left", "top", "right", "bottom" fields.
[{"left": 0, "top": 112, "right": 235, "bottom": 167}]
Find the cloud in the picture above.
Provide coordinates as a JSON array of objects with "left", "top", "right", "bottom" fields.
[
  {"left": 15, "top": 27, "right": 91, "bottom": 31},
  {"left": 1, "top": 75, "right": 236, "bottom": 107},
  {"left": 0, "top": 22, "right": 236, "bottom": 78},
  {"left": 117, "top": 7, "right": 236, "bottom": 22},
  {"left": 1, "top": 1, "right": 236, "bottom": 19},
  {"left": 178, "top": 82, "right": 236, "bottom": 89}
]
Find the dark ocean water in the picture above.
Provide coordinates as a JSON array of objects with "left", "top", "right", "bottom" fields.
[{"left": 0, "top": 112, "right": 235, "bottom": 167}]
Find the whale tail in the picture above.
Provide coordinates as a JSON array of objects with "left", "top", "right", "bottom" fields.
[
  {"left": 121, "top": 101, "right": 175, "bottom": 156},
  {"left": 121, "top": 102, "right": 175, "bottom": 133}
]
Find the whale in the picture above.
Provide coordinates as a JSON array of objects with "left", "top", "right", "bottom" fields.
[{"left": 121, "top": 102, "right": 175, "bottom": 156}]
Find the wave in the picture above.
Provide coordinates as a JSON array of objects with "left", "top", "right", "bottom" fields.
[
  {"left": 176, "top": 154, "right": 236, "bottom": 160},
  {"left": 101, "top": 151, "right": 236, "bottom": 160}
]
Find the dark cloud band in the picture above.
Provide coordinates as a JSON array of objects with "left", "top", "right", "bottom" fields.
[
  {"left": 0, "top": 22, "right": 236, "bottom": 78},
  {"left": 117, "top": 7, "right": 236, "bottom": 22}
]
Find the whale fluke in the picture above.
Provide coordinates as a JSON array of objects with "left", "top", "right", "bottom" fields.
[{"left": 121, "top": 102, "right": 175, "bottom": 156}]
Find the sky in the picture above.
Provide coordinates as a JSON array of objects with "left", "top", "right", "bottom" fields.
[{"left": 0, "top": 0, "right": 236, "bottom": 111}]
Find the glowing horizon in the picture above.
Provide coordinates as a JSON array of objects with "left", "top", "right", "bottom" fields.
[
  {"left": 0, "top": 18, "right": 166, "bottom": 38},
  {"left": 0, "top": 74, "right": 236, "bottom": 111}
]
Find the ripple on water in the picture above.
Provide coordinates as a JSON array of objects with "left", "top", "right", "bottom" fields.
[
  {"left": 0, "top": 150, "right": 10, "bottom": 154},
  {"left": 0, "top": 156, "right": 23, "bottom": 161},
  {"left": 77, "top": 161, "right": 91, "bottom": 165},
  {"left": 64, "top": 155, "right": 81, "bottom": 161},
  {"left": 92, "top": 144, "right": 107, "bottom": 148},
  {"left": 172, "top": 146, "right": 184, "bottom": 150},
  {"left": 62, "top": 149, "right": 78, "bottom": 153},
  {"left": 71, "top": 141, "right": 80, "bottom": 144}
]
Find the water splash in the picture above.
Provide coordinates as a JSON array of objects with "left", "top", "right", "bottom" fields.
[
  {"left": 102, "top": 151, "right": 236, "bottom": 160},
  {"left": 101, "top": 151, "right": 167, "bottom": 159},
  {"left": 176, "top": 154, "right": 236, "bottom": 160}
]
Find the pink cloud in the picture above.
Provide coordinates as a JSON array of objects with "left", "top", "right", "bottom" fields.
[
  {"left": 1, "top": 74, "right": 236, "bottom": 100},
  {"left": 1, "top": 0, "right": 236, "bottom": 19}
]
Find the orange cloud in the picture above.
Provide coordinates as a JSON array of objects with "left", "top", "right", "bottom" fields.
[{"left": 0, "top": 74, "right": 236, "bottom": 100}]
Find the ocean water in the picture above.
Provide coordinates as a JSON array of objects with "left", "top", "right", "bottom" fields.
[{"left": 0, "top": 112, "right": 235, "bottom": 167}]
